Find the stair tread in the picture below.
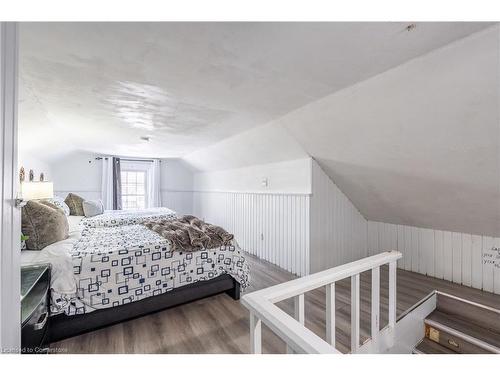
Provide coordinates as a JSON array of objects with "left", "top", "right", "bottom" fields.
[
  {"left": 414, "top": 338, "right": 456, "bottom": 354},
  {"left": 437, "top": 294, "right": 500, "bottom": 332},
  {"left": 426, "top": 310, "right": 500, "bottom": 349}
]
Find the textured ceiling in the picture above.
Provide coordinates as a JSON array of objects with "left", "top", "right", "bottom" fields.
[{"left": 19, "top": 22, "right": 492, "bottom": 159}]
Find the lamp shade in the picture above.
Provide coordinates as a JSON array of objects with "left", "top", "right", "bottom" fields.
[{"left": 20, "top": 182, "right": 54, "bottom": 201}]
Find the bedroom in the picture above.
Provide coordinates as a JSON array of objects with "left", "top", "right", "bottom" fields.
[{"left": 1, "top": 1, "right": 499, "bottom": 370}]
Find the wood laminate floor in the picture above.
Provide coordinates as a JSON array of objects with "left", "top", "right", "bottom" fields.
[{"left": 51, "top": 253, "right": 500, "bottom": 354}]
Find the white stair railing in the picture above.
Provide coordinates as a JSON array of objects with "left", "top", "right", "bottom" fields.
[{"left": 242, "top": 251, "right": 402, "bottom": 354}]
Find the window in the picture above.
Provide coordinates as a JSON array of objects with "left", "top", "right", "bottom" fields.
[{"left": 121, "top": 170, "right": 147, "bottom": 210}]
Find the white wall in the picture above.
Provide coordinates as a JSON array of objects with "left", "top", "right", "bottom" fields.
[
  {"left": 18, "top": 150, "right": 52, "bottom": 182},
  {"left": 160, "top": 159, "right": 194, "bottom": 215},
  {"left": 368, "top": 221, "right": 500, "bottom": 295},
  {"left": 51, "top": 151, "right": 102, "bottom": 200},
  {"left": 310, "top": 159, "right": 368, "bottom": 273},
  {"left": 193, "top": 158, "right": 311, "bottom": 194}
]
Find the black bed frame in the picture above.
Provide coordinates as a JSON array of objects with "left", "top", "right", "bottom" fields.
[{"left": 47, "top": 274, "right": 240, "bottom": 343}]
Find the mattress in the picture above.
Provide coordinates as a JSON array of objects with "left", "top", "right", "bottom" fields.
[
  {"left": 32, "top": 224, "right": 249, "bottom": 316},
  {"left": 21, "top": 232, "right": 82, "bottom": 295},
  {"left": 80, "top": 207, "right": 177, "bottom": 228}
]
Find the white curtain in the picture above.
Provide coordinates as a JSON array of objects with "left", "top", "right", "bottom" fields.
[
  {"left": 147, "top": 159, "right": 162, "bottom": 208},
  {"left": 101, "top": 157, "right": 114, "bottom": 210}
]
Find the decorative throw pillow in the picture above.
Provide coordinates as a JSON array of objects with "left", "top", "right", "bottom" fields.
[
  {"left": 21, "top": 200, "right": 69, "bottom": 250},
  {"left": 43, "top": 196, "right": 70, "bottom": 216},
  {"left": 82, "top": 199, "right": 104, "bottom": 218},
  {"left": 64, "top": 193, "right": 85, "bottom": 216}
]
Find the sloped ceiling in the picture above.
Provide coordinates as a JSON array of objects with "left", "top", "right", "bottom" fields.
[
  {"left": 184, "top": 120, "right": 309, "bottom": 171},
  {"left": 281, "top": 26, "right": 500, "bottom": 237},
  {"left": 19, "top": 22, "right": 492, "bottom": 160}
]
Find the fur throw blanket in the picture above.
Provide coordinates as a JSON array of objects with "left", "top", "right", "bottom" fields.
[{"left": 143, "top": 215, "right": 234, "bottom": 252}]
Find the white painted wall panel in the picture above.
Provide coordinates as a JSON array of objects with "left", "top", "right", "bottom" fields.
[
  {"left": 380, "top": 223, "right": 397, "bottom": 253},
  {"left": 452, "top": 232, "right": 462, "bottom": 284},
  {"left": 494, "top": 238, "right": 500, "bottom": 294},
  {"left": 443, "top": 231, "right": 453, "bottom": 281},
  {"left": 309, "top": 160, "right": 367, "bottom": 273},
  {"left": 410, "top": 226, "right": 419, "bottom": 274},
  {"left": 471, "top": 235, "right": 483, "bottom": 289},
  {"left": 418, "top": 229, "right": 427, "bottom": 275},
  {"left": 434, "top": 230, "right": 444, "bottom": 280},
  {"left": 396, "top": 225, "right": 405, "bottom": 268},
  {"left": 482, "top": 236, "right": 495, "bottom": 292},
  {"left": 193, "top": 191, "right": 310, "bottom": 276},
  {"left": 403, "top": 226, "right": 412, "bottom": 271},
  {"left": 368, "top": 221, "right": 500, "bottom": 295},
  {"left": 420, "top": 228, "right": 434, "bottom": 277},
  {"left": 367, "top": 221, "right": 380, "bottom": 255},
  {"left": 461, "top": 233, "right": 472, "bottom": 287}
]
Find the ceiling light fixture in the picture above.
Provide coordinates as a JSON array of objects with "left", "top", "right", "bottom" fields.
[{"left": 405, "top": 23, "right": 417, "bottom": 32}]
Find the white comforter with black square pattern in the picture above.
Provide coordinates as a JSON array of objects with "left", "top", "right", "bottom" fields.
[{"left": 38, "top": 224, "right": 249, "bottom": 316}]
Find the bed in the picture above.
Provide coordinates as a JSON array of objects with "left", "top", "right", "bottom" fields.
[
  {"left": 80, "top": 207, "right": 177, "bottom": 228},
  {"left": 21, "top": 217, "right": 249, "bottom": 342}
]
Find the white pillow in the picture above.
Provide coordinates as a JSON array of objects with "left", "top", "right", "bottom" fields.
[
  {"left": 82, "top": 199, "right": 104, "bottom": 217},
  {"left": 45, "top": 196, "right": 70, "bottom": 216}
]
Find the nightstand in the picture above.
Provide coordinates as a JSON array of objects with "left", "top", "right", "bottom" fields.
[{"left": 21, "top": 264, "right": 50, "bottom": 354}]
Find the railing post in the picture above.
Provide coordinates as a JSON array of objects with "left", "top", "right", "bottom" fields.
[
  {"left": 371, "top": 266, "right": 380, "bottom": 342},
  {"left": 388, "top": 261, "right": 397, "bottom": 328},
  {"left": 294, "top": 294, "right": 305, "bottom": 325},
  {"left": 326, "top": 283, "right": 335, "bottom": 347},
  {"left": 287, "top": 293, "right": 305, "bottom": 353},
  {"left": 250, "top": 312, "right": 262, "bottom": 354},
  {"left": 351, "top": 274, "right": 360, "bottom": 353}
]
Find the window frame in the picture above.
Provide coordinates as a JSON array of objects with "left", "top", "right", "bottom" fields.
[{"left": 120, "top": 169, "right": 148, "bottom": 210}]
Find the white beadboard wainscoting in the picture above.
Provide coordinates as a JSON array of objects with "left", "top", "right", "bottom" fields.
[
  {"left": 368, "top": 221, "right": 500, "bottom": 295},
  {"left": 193, "top": 191, "right": 310, "bottom": 276},
  {"left": 309, "top": 160, "right": 368, "bottom": 273}
]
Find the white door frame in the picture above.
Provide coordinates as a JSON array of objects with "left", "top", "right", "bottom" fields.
[{"left": 0, "top": 22, "right": 20, "bottom": 353}]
